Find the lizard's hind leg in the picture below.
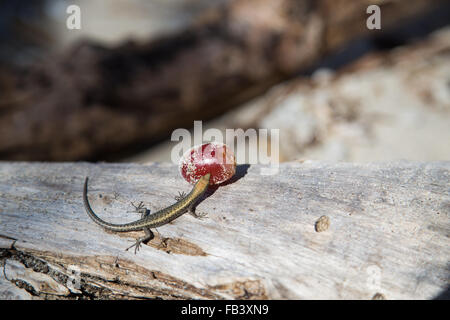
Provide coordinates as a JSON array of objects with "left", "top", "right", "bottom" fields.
[
  {"left": 125, "top": 201, "right": 153, "bottom": 254},
  {"left": 126, "top": 228, "right": 154, "bottom": 254}
]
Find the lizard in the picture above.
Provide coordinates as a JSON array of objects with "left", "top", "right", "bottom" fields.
[{"left": 82, "top": 173, "right": 210, "bottom": 253}]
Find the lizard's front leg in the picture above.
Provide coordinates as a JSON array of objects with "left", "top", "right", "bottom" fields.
[
  {"left": 174, "top": 191, "right": 186, "bottom": 202},
  {"left": 188, "top": 205, "right": 208, "bottom": 219}
]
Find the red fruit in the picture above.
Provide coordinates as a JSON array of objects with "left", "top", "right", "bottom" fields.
[{"left": 179, "top": 142, "right": 236, "bottom": 185}]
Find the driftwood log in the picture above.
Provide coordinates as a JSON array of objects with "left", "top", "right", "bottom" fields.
[
  {"left": 0, "top": 0, "right": 447, "bottom": 161},
  {"left": 0, "top": 161, "right": 448, "bottom": 299}
]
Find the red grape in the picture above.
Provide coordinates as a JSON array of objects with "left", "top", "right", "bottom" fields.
[{"left": 179, "top": 142, "right": 236, "bottom": 185}]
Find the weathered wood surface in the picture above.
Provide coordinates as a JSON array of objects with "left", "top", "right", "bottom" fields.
[
  {"left": 0, "top": 161, "right": 449, "bottom": 299},
  {"left": 1, "top": 0, "right": 446, "bottom": 161}
]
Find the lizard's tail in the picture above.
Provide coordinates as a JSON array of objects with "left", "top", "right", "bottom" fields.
[{"left": 83, "top": 177, "right": 143, "bottom": 232}]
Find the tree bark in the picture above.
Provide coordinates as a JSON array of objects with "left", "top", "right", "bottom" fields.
[{"left": 0, "top": 161, "right": 448, "bottom": 299}]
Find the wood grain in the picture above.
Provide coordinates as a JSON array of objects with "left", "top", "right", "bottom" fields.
[{"left": 0, "top": 161, "right": 449, "bottom": 299}]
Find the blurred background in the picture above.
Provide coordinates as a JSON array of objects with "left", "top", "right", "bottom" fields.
[{"left": 0, "top": 0, "right": 449, "bottom": 164}]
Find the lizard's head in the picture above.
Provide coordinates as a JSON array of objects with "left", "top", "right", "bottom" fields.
[
  {"left": 202, "top": 173, "right": 211, "bottom": 183},
  {"left": 196, "top": 173, "right": 211, "bottom": 187}
]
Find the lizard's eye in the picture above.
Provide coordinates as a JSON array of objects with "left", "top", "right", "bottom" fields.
[{"left": 179, "top": 142, "right": 236, "bottom": 185}]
